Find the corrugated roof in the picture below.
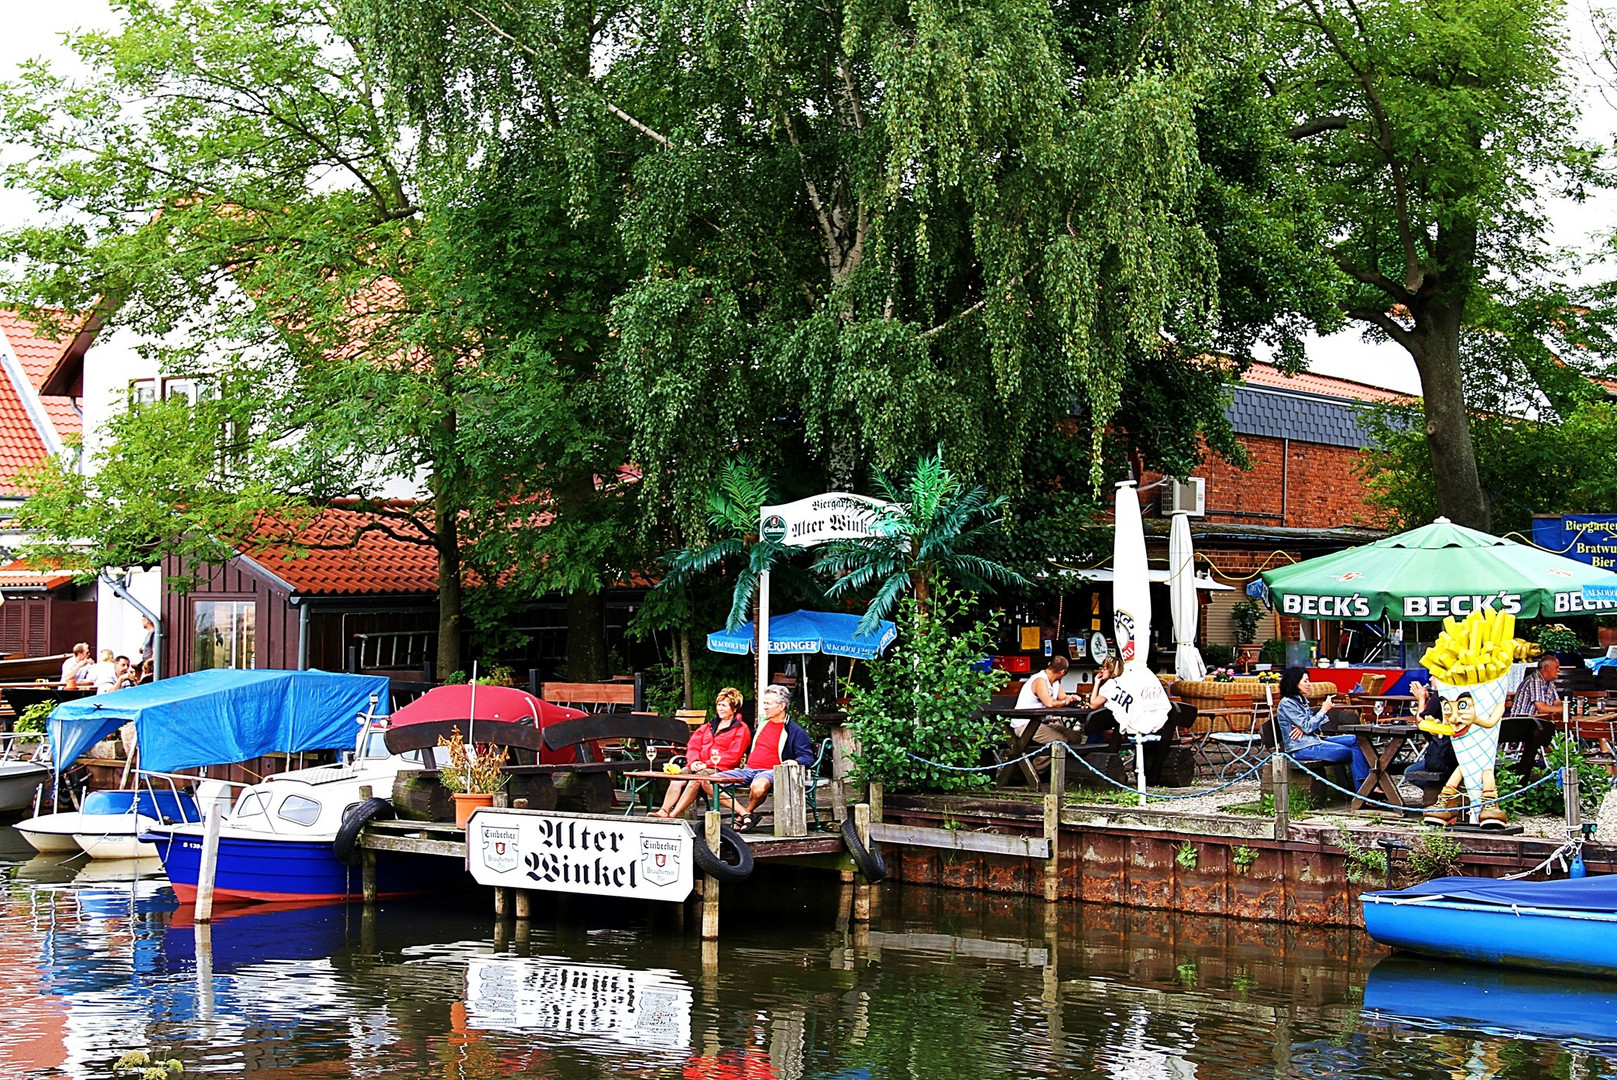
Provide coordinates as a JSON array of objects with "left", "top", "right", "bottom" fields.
[
  {"left": 0, "top": 558, "right": 77, "bottom": 591},
  {"left": 243, "top": 506, "right": 440, "bottom": 596}
]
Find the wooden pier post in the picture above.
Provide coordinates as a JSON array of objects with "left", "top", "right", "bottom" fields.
[
  {"left": 702, "top": 810, "right": 721, "bottom": 940},
  {"left": 853, "top": 803, "right": 872, "bottom": 924},
  {"left": 773, "top": 762, "right": 808, "bottom": 836},
  {"left": 514, "top": 887, "right": 532, "bottom": 920},
  {"left": 194, "top": 800, "right": 225, "bottom": 923},
  {"left": 1044, "top": 744, "right": 1064, "bottom": 904},
  {"left": 493, "top": 791, "right": 511, "bottom": 918},
  {"left": 357, "top": 785, "right": 377, "bottom": 904},
  {"left": 194, "top": 923, "right": 214, "bottom": 1023},
  {"left": 1273, "top": 754, "right": 1289, "bottom": 841}
]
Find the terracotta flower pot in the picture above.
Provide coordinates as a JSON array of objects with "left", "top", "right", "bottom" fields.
[
  {"left": 1598, "top": 626, "right": 1617, "bottom": 648},
  {"left": 452, "top": 791, "right": 495, "bottom": 828}
]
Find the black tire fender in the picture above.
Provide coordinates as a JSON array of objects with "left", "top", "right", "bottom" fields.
[
  {"left": 691, "top": 823, "right": 754, "bottom": 883},
  {"left": 334, "top": 797, "right": 394, "bottom": 867},
  {"left": 841, "top": 816, "right": 887, "bottom": 883}
]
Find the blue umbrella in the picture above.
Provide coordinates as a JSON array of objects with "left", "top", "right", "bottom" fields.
[{"left": 707, "top": 609, "right": 897, "bottom": 660}]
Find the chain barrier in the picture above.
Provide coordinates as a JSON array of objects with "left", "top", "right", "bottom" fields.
[{"left": 903, "top": 743, "right": 1565, "bottom": 813}]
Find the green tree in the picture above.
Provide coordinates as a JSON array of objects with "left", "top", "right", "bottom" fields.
[
  {"left": 361, "top": 0, "right": 1263, "bottom": 530},
  {"left": 816, "top": 451, "right": 1028, "bottom": 632},
  {"left": 0, "top": 0, "right": 634, "bottom": 676},
  {"left": 1266, "top": 0, "right": 1600, "bottom": 530}
]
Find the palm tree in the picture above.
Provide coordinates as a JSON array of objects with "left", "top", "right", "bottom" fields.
[{"left": 815, "top": 451, "right": 1028, "bottom": 634}]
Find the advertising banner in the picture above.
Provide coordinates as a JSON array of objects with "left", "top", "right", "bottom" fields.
[{"left": 467, "top": 809, "right": 694, "bottom": 902}]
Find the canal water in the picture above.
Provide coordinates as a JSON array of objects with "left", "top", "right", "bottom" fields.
[{"left": 4, "top": 835, "right": 1616, "bottom": 1079}]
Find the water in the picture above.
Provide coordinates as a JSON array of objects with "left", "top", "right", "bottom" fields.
[{"left": 3, "top": 834, "right": 1616, "bottom": 1079}]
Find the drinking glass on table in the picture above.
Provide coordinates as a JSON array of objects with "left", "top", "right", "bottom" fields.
[{"left": 1373, "top": 699, "right": 1385, "bottom": 721}]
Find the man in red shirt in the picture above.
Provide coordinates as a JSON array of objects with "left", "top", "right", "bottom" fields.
[{"left": 717, "top": 684, "right": 817, "bottom": 831}]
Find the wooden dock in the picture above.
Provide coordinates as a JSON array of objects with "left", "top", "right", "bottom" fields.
[{"left": 360, "top": 817, "right": 848, "bottom": 861}]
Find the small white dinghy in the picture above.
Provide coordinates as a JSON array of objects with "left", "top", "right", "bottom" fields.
[{"left": 18, "top": 785, "right": 203, "bottom": 858}]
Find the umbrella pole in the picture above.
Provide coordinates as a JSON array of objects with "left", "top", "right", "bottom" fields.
[{"left": 1133, "top": 735, "right": 1148, "bottom": 806}]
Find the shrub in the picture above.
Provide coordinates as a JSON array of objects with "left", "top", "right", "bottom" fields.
[
  {"left": 1259, "top": 638, "right": 1287, "bottom": 667},
  {"left": 1231, "top": 599, "right": 1264, "bottom": 645},
  {"left": 16, "top": 700, "right": 55, "bottom": 735},
  {"left": 1496, "top": 732, "right": 1611, "bottom": 817},
  {"left": 1202, "top": 643, "right": 1236, "bottom": 667},
  {"left": 1533, "top": 624, "right": 1582, "bottom": 655},
  {"left": 846, "top": 587, "right": 1008, "bottom": 792}
]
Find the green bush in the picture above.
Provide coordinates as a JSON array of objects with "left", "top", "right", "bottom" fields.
[
  {"left": 1496, "top": 732, "right": 1611, "bottom": 817},
  {"left": 1202, "top": 643, "right": 1236, "bottom": 667},
  {"left": 1259, "top": 638, "right": 1286, "bottom": 667},
  {"left": 1231, "top": 600, "right": 1264, "bottom": 645},
  {"left": 1532, "top": 624, "right": 1582, "bottom": 655},
  {"left": 846, "top": 587, "right": 1008, "bottom": 792},
  {"left": 15, "top": 701, "right": 55, "bottom": 735}
]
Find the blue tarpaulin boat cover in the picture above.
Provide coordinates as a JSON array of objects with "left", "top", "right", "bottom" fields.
[
  {"left": 1370, "top": 874, "right": 1617, "bottom": 914},
  {"left": 48, "top": 669, "right": 392, "bottom": 774}
]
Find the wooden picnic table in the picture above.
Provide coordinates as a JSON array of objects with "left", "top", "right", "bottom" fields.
[
  {"left": 984, "top": 707, "right": 1097, "bottom": 787},
  {"left": 1335, "top": 722, "right": 1420, "bottom": 813}
]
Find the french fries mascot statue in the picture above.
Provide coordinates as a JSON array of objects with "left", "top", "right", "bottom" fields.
[{"left": 1418, "top": 608, "right": 1517, "bottom": 829}]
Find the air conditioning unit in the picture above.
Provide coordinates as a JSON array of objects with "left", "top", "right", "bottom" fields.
[{"left": 1161, "top": 476, "right": 1206, "bottom": 517}]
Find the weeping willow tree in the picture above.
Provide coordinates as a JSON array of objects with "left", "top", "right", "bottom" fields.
[{"left": 359, "top": 0, "right": 1278, "bottom": 536}]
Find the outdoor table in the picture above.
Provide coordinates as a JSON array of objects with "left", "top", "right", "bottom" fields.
[
  {"left": 984, "top": 707, "right": 1097, "bottom": 787},
  {"left": 621, "top": 769, "right": 751, "bottom": 818},
  {"left": 1351, "top": 695, "right": 1415, "bottom": 721},
  {"left": 1335, "top": 722, "right": 1420, "bottom": 813}
]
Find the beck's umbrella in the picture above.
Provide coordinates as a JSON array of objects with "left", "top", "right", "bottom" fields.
[
  {"left": 1169, "top": 510, "right": 1207, "bottom": 682},
  {"left": 1107, "top": 480, "right": 1173, "bottom": 736},
  {"left": 1262, "top": 517, "right": 1617, "bottom": 622},
  {"left": 706, "top": 609, "right": 897, "bottom": 659}
]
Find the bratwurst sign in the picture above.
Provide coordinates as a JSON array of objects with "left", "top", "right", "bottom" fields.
[{"left": 466, "top": 809, "right": 694, "bottom": 902}]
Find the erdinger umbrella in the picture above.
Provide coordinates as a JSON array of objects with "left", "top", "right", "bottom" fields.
[
  {"left": 1169, "top": 511, "right": 1207, "bottom": 682},
  {"left": 706, "top": 609, "right": 897, "bottom": 659},
  {"left": 1263, "top": 517, "right": 1617, "bottom": 622}
]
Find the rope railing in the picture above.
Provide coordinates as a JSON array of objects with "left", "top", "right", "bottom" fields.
[{"left": 902, "top": 743, "right": 1566, "bottom": 813}]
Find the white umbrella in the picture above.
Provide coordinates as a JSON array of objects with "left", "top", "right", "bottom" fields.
[
  {"left": 1107, "top": 480, "right": 1175, "bottom": 801},
  {"left": 1169, "top": 511, "right": 1207, "bottom": 682}
]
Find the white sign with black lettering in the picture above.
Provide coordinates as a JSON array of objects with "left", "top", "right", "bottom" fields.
[
  {"left": 759, "top": 492, "right": 890, "bottom": 548},
  {"left": 464, "top": 957, "right": 692, "bottom": 1051},
  {"left": 467, "top": 809, "right": 694, "bottom": 902}
]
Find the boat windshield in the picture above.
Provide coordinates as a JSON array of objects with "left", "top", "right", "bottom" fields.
[{"left": 234, "top": 790, "right": 270, "bottom": 821}]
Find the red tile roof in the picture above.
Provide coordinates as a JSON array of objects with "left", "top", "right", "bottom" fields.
[
  {"left": 243, "top": 505, "right": 441, "bottom": 596},
  {"left": 0, "top": 558, "right": 76, "bottom": 591},
  {"left": 0, "top": 310, "right": 82, "bottom": 496},
  {"left": 1239, "top": 361, "right": 1407, "bottom": 404}
]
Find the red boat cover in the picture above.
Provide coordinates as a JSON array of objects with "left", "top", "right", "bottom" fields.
[{"left": 384, "top": 684, "right": 588, "bottom": 763}]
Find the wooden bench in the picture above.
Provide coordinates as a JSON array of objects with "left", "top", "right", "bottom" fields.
[
  {"left": 496, "top": 712, "right": 692, "bottom": 813},
  {"left": 537, "top": 677, "right": 645, "bottom": 713}
]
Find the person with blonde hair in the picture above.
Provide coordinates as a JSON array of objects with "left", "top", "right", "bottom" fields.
[{"left": 651, "top": 687, "right": 751, "bottom": 819}]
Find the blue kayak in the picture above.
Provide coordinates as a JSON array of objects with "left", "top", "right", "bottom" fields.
[{"left": 1362, "top": 875, "right": 1617, "bottom": 978}]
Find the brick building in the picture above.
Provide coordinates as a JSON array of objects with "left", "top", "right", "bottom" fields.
[{"left": 1142, "top": 362, "right": 1398, "bottom": 651}]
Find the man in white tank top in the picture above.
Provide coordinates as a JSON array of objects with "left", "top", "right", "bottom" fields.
[{"left": 1013, "top": 656, "right": 1081, "bottom": 775}]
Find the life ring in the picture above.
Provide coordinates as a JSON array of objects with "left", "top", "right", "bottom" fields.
[
  {"left": 691, "top": 823, "right": 754, "bottom": 883},
  {"left": 334, "top": 797, "right": 394, "bottom": 866},
  {"left": 841, "top": 817, "right": 887, "bottom": 882}
]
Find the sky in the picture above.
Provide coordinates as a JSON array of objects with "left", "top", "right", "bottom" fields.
[{"left": 3, "top": 1, "right": 1617, "bottom": 397}]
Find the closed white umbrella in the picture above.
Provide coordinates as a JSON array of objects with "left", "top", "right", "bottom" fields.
[
  {"left": 1107, "top": 481, "right": 1173, "bottom": 742},
  {"left": 1169, "top": 510, "right": 1207, "bottom": 682}
]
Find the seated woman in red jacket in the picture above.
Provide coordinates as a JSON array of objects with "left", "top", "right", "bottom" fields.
[{"left": 651, "top": 687, "right": 750, "bottom": 819}]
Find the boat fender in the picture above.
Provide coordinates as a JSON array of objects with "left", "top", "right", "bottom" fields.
[
  {"left": 334, "top": 797, "right": 395, "bottom": 867},
  {"left": 840, "top": 817, "right": 887, "bottom": 883},
  {"left": 691, "top": 823, "right": 754, "bottom": 883}
]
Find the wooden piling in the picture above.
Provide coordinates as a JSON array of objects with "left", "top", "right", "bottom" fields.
[
  {"left": 194, "top": 801, "right": 225, "bottom": 923},
  {"left": 1273, "top": 754, "right": 1289, "bottom": 841},
  {"left": 362, "top": 850, "right": 377, "bottom": 904},
  {"left": 514, "top": 888, "right": 532, "bottom": 920},
  {"left": 492, "top": 791, "right": 512, "bottom": 917},
  {"left": 1044, "top": 744, "right": 1064, "bottom": 903},
  {"left": 773, "top": 761, "right": 808, "bottom": 836},
  {"left": 853, "top": 803, "right": 872, "bottom": 924},
  {"left": 702, "top": 810, "right": 721, "bottom": 940}
]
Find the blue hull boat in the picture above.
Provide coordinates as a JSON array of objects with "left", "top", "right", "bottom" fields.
[
  {"left": 1364, "top": 956, "right": 1617, "bottom": 1046},
  {"left": 1361, "top": 875, "right": 1617, "bottom": 978},
  {"left": 144, "top": 829, "right": 442, "bottom": 904}
]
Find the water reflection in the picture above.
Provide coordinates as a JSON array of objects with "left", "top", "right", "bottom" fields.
[{"left": 0, "top": 835, "right": 1612, "bottom": 1079}]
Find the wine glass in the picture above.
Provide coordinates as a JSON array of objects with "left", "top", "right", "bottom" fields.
[{"left": 1373, "top": 699, "right": 1385, "bottom": 722}]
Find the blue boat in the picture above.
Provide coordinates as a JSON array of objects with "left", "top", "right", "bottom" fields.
[
  {"left": 1364, "top": 955, "right": 1617, "bottom": 1047},
  {"left": 1361, "top": 875, "right": 1617, "bottom": 977}
]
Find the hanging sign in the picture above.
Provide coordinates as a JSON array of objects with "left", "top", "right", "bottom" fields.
[
  {"left": 467, "top": 809, "right": 694, "bottom": 902},
  {"left": 1531, "top": 515, "right": 1617, "bottom": 570},
  {"left": 759, "top": 492, "right": 889, "bottom": 548}
]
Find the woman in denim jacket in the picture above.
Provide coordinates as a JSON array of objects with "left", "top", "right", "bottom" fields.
[{"left": 1277, "top": 666, "right": 1370, "bottom": 789}]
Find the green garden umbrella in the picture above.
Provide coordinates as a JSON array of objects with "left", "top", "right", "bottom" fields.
[{"left": 1261, "top": 518, "right": 1617, "bottom": 622}]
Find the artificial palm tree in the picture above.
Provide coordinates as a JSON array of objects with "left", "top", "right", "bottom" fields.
[{"left": 815, "top": 451, "right": 1028, "bottom": 634}]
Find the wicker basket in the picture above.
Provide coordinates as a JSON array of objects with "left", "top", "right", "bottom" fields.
[{"left": 1171, "top": 678, "right": 1334, "bottom": 716}]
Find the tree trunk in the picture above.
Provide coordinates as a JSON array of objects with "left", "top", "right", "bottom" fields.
[
  {"left": 566, "top": 589, "right": 607, "bottom": 680},
  {"left": 1409, "top": 313, "right": 1490, "bottom": 530},
  {"left": 679, "top": 626, "right": 693, "bottom": 708},
  {"left": 434, "top": 496, "right": 463, "bottom": 679}
]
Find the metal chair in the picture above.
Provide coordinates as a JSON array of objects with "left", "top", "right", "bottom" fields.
[{"left": 1207, "top": 696, "right": 1263, "bottom": 779}]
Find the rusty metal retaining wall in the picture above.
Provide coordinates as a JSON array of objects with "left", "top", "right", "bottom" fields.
[{"left": 882, "top": 795, "right": 1617, "bottom": 928}]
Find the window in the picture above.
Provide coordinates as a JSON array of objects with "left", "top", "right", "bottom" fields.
[
  {"left": 276, "top": 794, "right": 322, "bottom": 826},
  {"left": 129, "top": 379, "right": 157, "bottom": 406},
  {"left": 192, "top": 600, "right": 256, "bottom": 671},
  {"left": 233, "top": 790, "right": 269, "bottom": 820}
]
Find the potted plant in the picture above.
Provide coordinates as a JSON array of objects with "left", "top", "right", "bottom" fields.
[
  {"left": 1231, "top": 599, "right": 1265, "bottom": 670},
  {"left": 436, "top": 726, "right": 510, "bottom": 827},
  {"left": 1597, "top": 614, "right": 1617, "bottom": 648},
  {"left": 1534, "top": 623, "right": 1584, "bottom": 664}
]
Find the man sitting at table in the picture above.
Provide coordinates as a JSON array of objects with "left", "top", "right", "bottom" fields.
[
  {"left": 1013, "top": 655, "right": 1082, "bottom": 773},
  {"left": 715, "top": 684, "right": 817, "bottom": 832},
  {"left": 1505, "top": 655, "right": 1560, "bottom": 773}
]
